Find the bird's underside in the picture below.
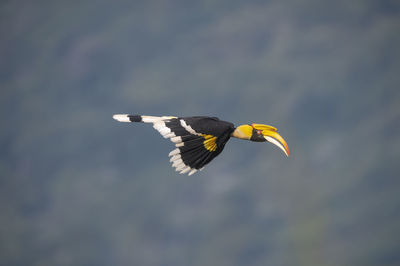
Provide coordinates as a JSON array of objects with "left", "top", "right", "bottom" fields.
[{"left": 113, "top": 114, "right": 235, "bottom": 175}]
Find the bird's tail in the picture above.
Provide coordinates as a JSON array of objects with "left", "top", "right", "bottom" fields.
[{"left": 113, "top": 114, "right": 177, "bottom": 123}]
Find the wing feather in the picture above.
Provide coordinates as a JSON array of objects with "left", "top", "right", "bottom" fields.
[{"left": 114, "top": 115, "right": 234, "bottom": 175}]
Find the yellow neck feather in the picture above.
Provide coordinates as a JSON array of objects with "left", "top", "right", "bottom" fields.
[{"left": 232, "top": 125, "right": 253, "bottom": 140}]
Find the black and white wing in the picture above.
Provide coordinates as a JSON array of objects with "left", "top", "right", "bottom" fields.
[{"left": 113, "top": 114, "right": 234, "bottom": 175}]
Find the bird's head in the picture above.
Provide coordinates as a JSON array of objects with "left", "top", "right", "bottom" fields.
[{"left": 232, "top": 123, "right": 290, "bottom": 156}]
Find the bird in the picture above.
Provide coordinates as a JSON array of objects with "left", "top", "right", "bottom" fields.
[{"left": 113, "top": 114, "right": 289, "bottom": 175}]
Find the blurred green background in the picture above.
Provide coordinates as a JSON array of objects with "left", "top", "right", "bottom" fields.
[{"left": 1, "top": 0, "right": 399, "bottom": 265}]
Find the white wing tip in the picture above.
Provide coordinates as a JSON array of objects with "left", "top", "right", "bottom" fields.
[
  {"left": 113, "top": 114, "right": 130, "bottom": 122},
  {"left": 188, "top": 169, "right": 197, "bottom": 176},
  {"left": 180, "top": 166, "right": 191, "bottom": 174},
  {"left": 169, "top": 148, "right": 180, "bottom": 157}
]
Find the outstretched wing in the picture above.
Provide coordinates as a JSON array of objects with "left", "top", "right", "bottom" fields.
[
  {"left": 155, "top": 117, "right": 234, "bottom": 175},
  {"left": 113, "top": 115, "right": 234, "bottom": 175}
]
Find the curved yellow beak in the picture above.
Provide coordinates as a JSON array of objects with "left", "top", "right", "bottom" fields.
[{"left": 263, "top": 130, "right": 290, "bottom": 157}]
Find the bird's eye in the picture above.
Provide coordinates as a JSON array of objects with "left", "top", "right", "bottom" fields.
[{"left": 256, "top": 130, "right": 262, "bottom": 135}]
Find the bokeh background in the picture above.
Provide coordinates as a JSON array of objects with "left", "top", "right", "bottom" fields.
[{"left": 1, "top": 0, "right": 400, "bottom": 265}]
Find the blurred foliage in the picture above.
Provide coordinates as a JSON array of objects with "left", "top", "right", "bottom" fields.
[{"left": 1, "top": 0, "right": 400, "bottom": 266}]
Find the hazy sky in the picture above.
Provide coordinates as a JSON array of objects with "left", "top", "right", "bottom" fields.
[{"left": 1, "top": 1, "right": 400, "bottom": 266}]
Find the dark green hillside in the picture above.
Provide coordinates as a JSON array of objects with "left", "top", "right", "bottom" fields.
[{"left": 1, "top": 1, "right": 399, "bottom": 265}]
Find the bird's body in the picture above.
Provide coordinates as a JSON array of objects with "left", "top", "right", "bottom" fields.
[{"left": 113, "top": 114, "right": 289, "bottom": 175}]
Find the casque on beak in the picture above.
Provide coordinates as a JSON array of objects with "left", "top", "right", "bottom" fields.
[{"left": 263, "top": 130, "right": 290, "bottom": 157}]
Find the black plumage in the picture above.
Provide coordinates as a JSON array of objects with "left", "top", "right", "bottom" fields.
[{"left": 168, "top": 117, "right": 234, "bottom": 170}]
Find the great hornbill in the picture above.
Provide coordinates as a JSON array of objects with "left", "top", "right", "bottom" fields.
[{"left": 113, "top": 114, "right": 289, "bottom": 175}]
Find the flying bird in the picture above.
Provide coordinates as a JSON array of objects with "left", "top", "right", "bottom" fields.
[{"left": 113, "top": 114, "right": 290, "bottom": 175}]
